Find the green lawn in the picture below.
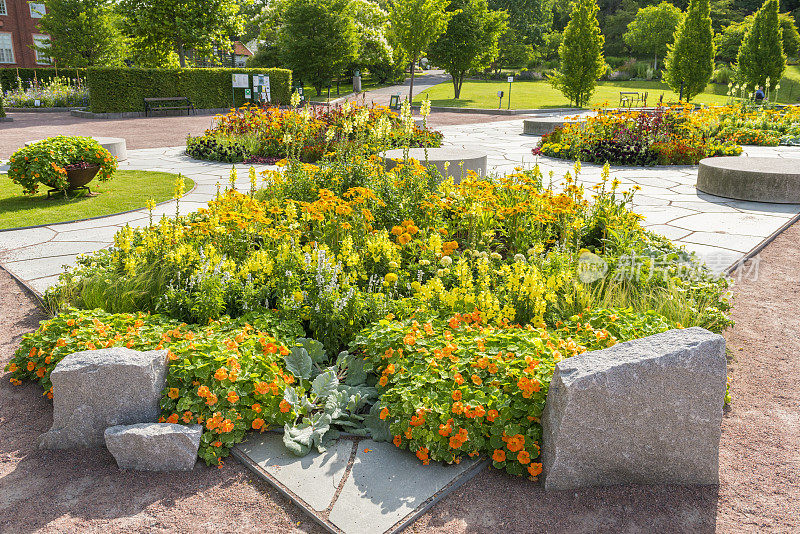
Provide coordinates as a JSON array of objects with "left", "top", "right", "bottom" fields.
[
  {"left": 0, "top": 170, "right": 193, "bottom": 230},
  {"left": 412, "top": 79, "right": 732, "bottom": 109},
  {"left": 412, "top": 68, "right": 800, "bottom": 109}
]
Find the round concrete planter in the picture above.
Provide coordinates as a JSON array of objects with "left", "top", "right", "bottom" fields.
[
  {"left": 26, "top": 136, "right": 128, "bottom": 161},
  {"left": 697, "top": 156, "right": 800, "bottom": 203},
  {"left": 382, "top": 148, "right": 487, "bottom": 183},
  {"left": 523, "top": 118, "right": 569, "bottom": 136}
]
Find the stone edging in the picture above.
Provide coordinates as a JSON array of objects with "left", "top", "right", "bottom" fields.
[
  {"left": 71, "top": 108, "right": 229, "bottom": 120},
  {"left": 6, "top": 106, "right": 86, "bottom": 113},
  {"left": 0, "top": 117, "right": 12, "bottom": 122}
]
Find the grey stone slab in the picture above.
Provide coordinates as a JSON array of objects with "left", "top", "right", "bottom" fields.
[
  {"left": 2, "top": 254, "right": 80, "bottom": 280},
  {"left": 105, "top": 423, "right": 202, "bottom": 471},
  {"left": 328, "top": 440, "right": 486, "bottom": 534},
  {"left": 234, "top": 432, "right": 353, "bottom": 512},
  {"left": 0, "top": 240, "right": 108, "bottom": 262},
  {"left": 26, "top": 275, "right": 61, "bottom": 295},
  {"left": 642, "top": 224, "right": 692, "bottom": 241},
  {"left": 680, "top": 231, "right": 766, "bottom": 254},
  {"left": 670, "top": 211, "right": 785, "bottom": 237},
  {"left": 542, "top": 327, "right": 726, "bottom": 491},
  {"left": 0, "top": 226, "right": 55, "bottom": 251},
  {"left": 675, "top": 242, "right": 743, "bottom": 273},
  {"left": 40, "top": 348, "right": 168, "bottom": 449},
  {"left": 51, "top": 226, "right": 120, "bottom": 243}
]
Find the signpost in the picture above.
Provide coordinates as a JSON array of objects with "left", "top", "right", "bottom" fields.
[
  {"left": 254, "top": 74, "right": 271, "bottom": 103},
  {"left": 232, "top": 73, "right": 250, "bottom": 107},
  {"left": 507, "top": 76, "right": 514, "bottom": 110},
  {"left": 389, "top": 94, "right": 400, "bottom": 110},
  {"left": 497, "top": 90, "right": 504, "bottom": 109}
]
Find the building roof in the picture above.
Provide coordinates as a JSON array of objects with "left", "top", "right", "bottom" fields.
[{"left": 233, "top": 41, "right": 253, "bottom": 57}]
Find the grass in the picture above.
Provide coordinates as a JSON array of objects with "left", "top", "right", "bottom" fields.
[
  {"left": 0, "top": 170, "right": 193, "bottom": 230},
  {"left": 411, "top": 70, "right": 800, "bottom": 109}
]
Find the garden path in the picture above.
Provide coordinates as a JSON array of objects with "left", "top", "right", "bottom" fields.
[{"left": 1, "top": 121, "right": 799, "bottom": 296}]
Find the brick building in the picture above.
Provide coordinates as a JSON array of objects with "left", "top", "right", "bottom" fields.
[{"left": 0, "top": 0, "right": 50, "bottom": 69}]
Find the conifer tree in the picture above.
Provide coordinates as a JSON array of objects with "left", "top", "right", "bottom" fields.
[
  {"left": 663, "top": 0, "right": 714, "bottom": 101},
  {"left": 737, "top": 0, "right": 786, "bottom": 92},
  {"left": 550, "top": 0, "right": 605, "bottom": 107}
]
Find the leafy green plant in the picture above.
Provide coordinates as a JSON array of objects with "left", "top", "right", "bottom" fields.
[{"left": 7, "top": 136, "right": 117, "bottom": 195}]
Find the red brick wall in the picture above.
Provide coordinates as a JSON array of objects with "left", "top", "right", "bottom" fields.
[{"left": 0, "top": 0, "right": 48, "bottom": 69}]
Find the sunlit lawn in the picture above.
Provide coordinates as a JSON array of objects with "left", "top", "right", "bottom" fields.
[
  {"left": 412, "top": 67, "right": 800, "bottom": 109},
  {"left": 0, "top": 170, "right": 192, "bottom": 230}
]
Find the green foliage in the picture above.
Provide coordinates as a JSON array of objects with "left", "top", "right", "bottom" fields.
[
  {"left": 601, "top": 0, "right": 638, "bottom": 57},
  {"left": 277, "top": 0, "right": 358, "bottom": 95},
  {"left": 118, "top": 0, "right": 244, "bottom": 67},
  {"left": 0, "top": 68, "right": 86, "bottom": 93},
  {"left": 389, "top": 0, "right": 453, "bottom": 100},
  {"left": 488, "top": 0, "right": 555, "bottom": 45},
  {"left": 624, "top": 2, "right": 683, "bottom": 71},
  {"left": 7, "top": 136, "right": 117, "bottom": 195},
  {"left": 664, "top": 0, "right": 715, "bottom": 101},
  {"left": 737, "top": 0, "right": 787, "bottom": 90},
  {"left": 38, "top": 0, "right": 126, "bottom": 67},
  {"left": 85, "top": 67, "right": 292, "bottom": 113},
  {"left": 716, "top": 12, "right": 798, "bottom": 64},
  {"left": 427, "top": 0, "right": 508, "bottom": 98},
  {"left": 551, "top": 0, "right": 606, "bottom": 107}
]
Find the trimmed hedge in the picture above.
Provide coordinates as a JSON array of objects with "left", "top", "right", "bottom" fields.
[
  {"left": 86, "top": 67, "right": 292, "bottom": 113},
  {"left": 0, "top": 68, "right": 86, "bottom": 91},
  {"left": 0, "top": 92, "right": 4, "bottom": 118}
]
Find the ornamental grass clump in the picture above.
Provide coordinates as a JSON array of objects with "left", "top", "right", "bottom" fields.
[
  {"left": 8, "top": 102, "right": 733, "bottom": 474},
  {"left": 6, "top": 136, "right": 117, "bottom": 195}
]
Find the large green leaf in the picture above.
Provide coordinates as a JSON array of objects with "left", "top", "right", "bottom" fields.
[
  {"left": 297, "top": 337, "right": 326, "bottom": 364},
  {"left": 283, "top": 422, "right": 314, "bottom": 456},
  {"left": 285, "top": 345, "right": 312, "bottom": 379},
  {"left": 337, "top": 350, "right": 368, "bottom": 386},
  {"left": 362, "top": 402, "right": 391, "bottom": 442},
  {"left": 312, "top": 369, "right": 339, "bottom": 399}
]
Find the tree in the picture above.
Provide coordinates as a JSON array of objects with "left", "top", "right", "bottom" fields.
[
  {"left": 737, "top": 0, "right": 786, "bottom": 90},
  {"left": 488, "top": 0, "right": 554, "bottom": 45},
  {"left": 551, "top": 0, "right": 605, "bottom": 107},
  {"left": 278, "top": 0, "right": 359, "bottom": 95},
  {"left": 349, "top": 0, "right": 394, "bottom": 73},
  {"left": 601, "top": 0, "right": 638, "bottom": 57},
  {"left": 428, "top": 0, "right": 507, "bottom": 98},
  {"left": 624, "top": 2, "right": 683, "bottom": 71},
  {"left": 389, "top": 0, "right": 452, "bottom": 101},
  {"left": 493, "top": 27, "right": 535, "bottom": 72},
  {"left": 715, "top": 11, "right": 799, "bottom": 63},
  {"left": 664, "top": 0, "right": 714, "bottom": 101},
  {"left": 35, "top": 0, "right": 125, "bottom": 67},
  {"left": 118, "top": 0, "right": 244, "bottom": 67}
]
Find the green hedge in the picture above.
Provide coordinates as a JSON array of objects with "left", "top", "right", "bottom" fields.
[
  {"left": 86, "top": 67, "right": 292, "bottom": 113},
  {"left": 0, "top": 93, "right": 4, "bottom": 118},
  {"left": 0, "top": 68, "right": 86, "bottom": 91}
]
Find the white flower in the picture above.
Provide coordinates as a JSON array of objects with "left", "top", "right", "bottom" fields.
[
  {"left": 439, "top": 256, "right": 452, "bottom": 267},
  {"left": 490, "top": 252, "right": 502, "bottom": 260},
  {"left": 421, "top": 99, "right": 431, "bottom": 118},
  {"left": 514, "top": 253, "right": 526, "bottom": 263},
  {"left": 290, "top": 91, "right": 301, "bottom": 107}
]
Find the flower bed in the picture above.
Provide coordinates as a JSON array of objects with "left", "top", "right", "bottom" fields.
[
  {"left": 7, "top": 114, "right": 732, "bottom": 475},
  {"left": 186, "top": 102, "right": 442, "bottom": 163},
  {"left": 534, "top": 107, "right": 742, "bottom": 166},
  {"left": 690, "top": 104, "right": 800, "bottom": 147},
  {"left": 2, "top": 76, "right": 88, "bottom": 108}
]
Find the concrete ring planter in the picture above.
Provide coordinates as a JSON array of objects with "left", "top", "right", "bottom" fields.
[
  {"left": 382, "top": 147, "right": 488, "bottom": 183},
  {"left": 697, "top": 156, "right": 800, "bottom": 203}
]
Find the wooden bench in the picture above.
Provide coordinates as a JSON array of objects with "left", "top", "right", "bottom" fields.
[
  {"left": 619, "top": 91, "right": 649, "bottom": 108},
  {"left": 143, "top": 97, "right": 195, "bottom": 117}
]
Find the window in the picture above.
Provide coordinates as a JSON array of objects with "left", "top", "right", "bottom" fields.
[
  {"left": 33, "top": 34, "right": 49, "bottom": 64},
  {"left": 0, "top": 32, "right": 13, "bottom": 64},
  {"left": 29, "top": 2, "right": 45, "bottom": 18},
  {"left": 0, "top": 0, "right": 7, "bottom": 16}
]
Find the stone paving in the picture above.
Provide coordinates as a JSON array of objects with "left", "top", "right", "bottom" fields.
[
  {"left": 439, "top": 118, "right": 800, "bottom": 272},
  {"left": 2, "top": 118, "right": 800, "bottom": 296},
  {"left": 232, "top": 432, "right": 486, "bottom": 534}
]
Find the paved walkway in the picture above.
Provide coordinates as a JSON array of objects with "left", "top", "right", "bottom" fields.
[{"left": 2, "top": 118, "right": 799, "bottom": 296}]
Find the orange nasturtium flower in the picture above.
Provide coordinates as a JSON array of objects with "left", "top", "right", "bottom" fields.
[
  {"left": 227, "top": 391, "right": 240, "bottom": 404},
  {"left": 527, "top": 463, "right": 543, "bottom": 477},
  {"left": 166, "top": 413, "right": 179, "bottom": 424},
  {"left": 492, "top": 449, "right": 506, "bottom": 463},
  {"left": 279, "top": 399, "right": 292, "bottom": 413},
  {"left": 167, "top": 387, "right": 180, "bottom": 399},
  {"left": 517, "top": 450, "right": 531, "bottom": 464},
  {"left": 252, "top": 418, "right": 265, "bottom": 430},
  {"left": 393, "top": 435, "right": 402, "bottom": 447},
  {"left": 251, "top": 403, "right": 262, "bottom": 413},
  {"left": 379, "top": 407, "right": 389, "bottom": 420},
  {"left": 214, "top": 367, "right": 229, "bottom": 381}
]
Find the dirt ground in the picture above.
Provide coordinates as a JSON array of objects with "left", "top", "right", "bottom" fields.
[
  {"left": 0, "top": 111, "right": 521, "bottom": 159},
  {"left": 1, "top": 221, "right": 798, "bottom": 533}
]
